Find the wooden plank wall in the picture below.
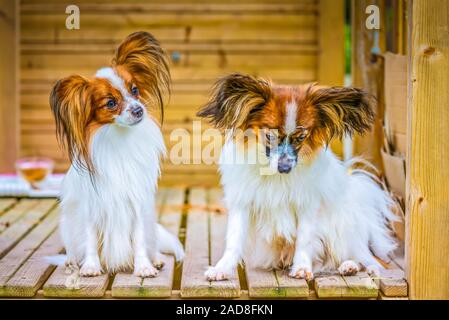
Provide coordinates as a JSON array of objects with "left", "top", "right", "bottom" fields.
[
  {"left": 0, "top": 0, "right": 19, "bottom": 173},
  {"left": 18, "top": 0, "right": 338, "bottom": 185}
]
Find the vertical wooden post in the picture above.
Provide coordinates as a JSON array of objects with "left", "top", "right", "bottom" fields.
[
  {"left": 318, "top": 0, "right": 345, "bottom": 157},
  {"left": 351, "top": 0, "right": 386, "bottom": 169},
  {"left": 406, "top": 0, "right": 449, "bottom": 300},
  {"left": 0, "top": 0, "right": 19, "bottom": 173}
]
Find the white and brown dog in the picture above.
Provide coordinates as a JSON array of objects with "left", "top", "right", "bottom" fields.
[
  {"left": 198, "top": 73, "right": 397, "bottom": 281},
  {"left": 49, "top": 32, "right": 184, "bottom": 277}
]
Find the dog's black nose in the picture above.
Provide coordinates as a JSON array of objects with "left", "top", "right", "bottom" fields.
[
  {"left": 278, "top": 163, "right": 292, "bottom": 174},
  {"left": 131, "top": 106, "right": 144, "bottom": 119},
  {"left": 277, "top": 154, "right": 296, "bottom": 174}
]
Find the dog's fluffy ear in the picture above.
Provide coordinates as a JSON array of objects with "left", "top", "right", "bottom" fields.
[
  {"left": 306, "top": 85, "right": 375, "bottom": 142},
  {"left": 112, "top": 31, "right": 170, "bottom": 122},
  {"left": 49, "top": 75, "right": 93, "bottom": 171},
  {"left": 197, "top": 73, "right": 272, "bottom": 130}
]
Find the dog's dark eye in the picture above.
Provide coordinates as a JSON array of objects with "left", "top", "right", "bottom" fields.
[
  {"left": 293, "top": 133, "right": 307, "bottom": 144},
  {"left": 131, "top": 85, "right": 139, "bottom": 96},
  {"left": 106, "top": 99, "right": 117, "bottom": 109},
  {"left": 265, "top": 132, "right": 278, "bottom": 145}
]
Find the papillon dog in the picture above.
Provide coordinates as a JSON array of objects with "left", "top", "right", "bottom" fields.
[
  {"left": 49, "top": 32, "right": 184, "bottom": 277},
  {"left": 198, "top": 73, "right": 397, "bottom": 281}
]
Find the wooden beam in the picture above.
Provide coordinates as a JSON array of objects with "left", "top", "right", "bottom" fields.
[
  {"left": 0, "top": 0, "right": 19, "bottom": 173},
  {"left": 318, "top": 0, "right": 345, "bottom": 157},
  {"left": 406, "top": 0, "right": 449, "bottom": 300},
  {"left": 351, "top": 0, "right": 386, "bottom": 169}
]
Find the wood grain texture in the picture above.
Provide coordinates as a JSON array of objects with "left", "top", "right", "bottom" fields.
[
  {"left": 0, "top": 210, "right": 60, "bottom": 297},
  {"left": 314, "top": 272, "right": 378, "bottom": 298},
  {"left": 0, "top": 199, "right": 37, "bottom": 233},
  {"left": 180, "top": 188, "right": 210, "bottom": 298},
  {"left": 318, "top": 0, "right": 344, "bottom": 86},
  {"left": 111, "top": 254, "right": 175, "bottom": 298},
  {"left": 379, "top": 268, "right": 407, "bottom": 297},
  {"left": 245, "top": 267, "right": 308, "bottom": 298},
  {"left": 406, "top": 0, "right": 449, "bottom": 300},
  {"left": 245, "top": 267, "right": 279, "bottom": 298},
  {"left": 0, "top": 199, "right": 18, "bottom": 214},
  {"left": 43, "top": 265, "right": 109, "bottom": 298},
  {"left": 180, "top": 188, "right": 240, "bottom": 298},
  {"left": 208, "top": 188, "right": 240, "bottom": 298},
  {"left": 111, "top": 188, "right": 182, "bottom": 298},
  {"left": 0, "top": 199, "right": 56, "bottom": 258},
  {"left": 275, "top": 270, "right": 309, "bottom": 298},
  {"left": 351, "top": 0, "right": 386, "bottom": 169},
  {"left": 318, "top": 0, "right": 345, "bottom": 157},
  {"left": 0, "top": 0, "right": 19, "bottom": 172}
]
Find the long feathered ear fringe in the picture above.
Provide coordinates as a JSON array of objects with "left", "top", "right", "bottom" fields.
[
  {"left": 197, "top": 73, "right": 272, "bottom": 131},
  {"left": 112, "top": 31, "right": 170, "bottom": 124},
  {"left": 306, "top": 84, "right": 375, "bottom": 142},
  {"left": 49, "top": 75, "right": 94, "bottom": 173}
]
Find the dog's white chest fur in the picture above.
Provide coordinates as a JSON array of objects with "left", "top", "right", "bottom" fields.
[
  {"left": 218, "top": 140, "right": 396, "bottom": 270},
  {"left": 60, "top": 117, "right": 165, "bottom": 270}
]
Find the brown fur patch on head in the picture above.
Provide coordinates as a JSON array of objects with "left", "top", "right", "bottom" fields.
[
  {"left": 50, "top": 77, "right": 130, "bottom": 173},
  {"left": 246, "top": 85, "right": 323, "bottom": 163},
  {"left": 50, "top": 75, "right": 93, "bottom": 172},
  {"left": 197, "top": 73, "right": 272, "bottom": 131},
  {"left": 87, "top": 78, "right": 124, "bottom": 125},
  {"left": 305, "top": 84, "right": 375, "bottom": 143},
  {"left": 112, "top": 31, "right": 170, "bottom": 123}
]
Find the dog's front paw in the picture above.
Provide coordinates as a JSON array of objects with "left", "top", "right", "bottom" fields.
[
  {"left": 79, "top": 261, "right": 103, "bottom": 277},
  {"left": 134, "top": 262, "right": 159, "bottom": 278},
  {"left": 338, "top": 260, "right": 360, "bottom": 276},
  {"left": 152, "top": 254, "right": 165, "bottom": 270},
  {"left": 366, "top": 264, "right": 380, "bottom": 277},
  {"left": 289, "top": 265, "right": 314, "bottom": 280},
  {"left": 205, "top": 266, "right": 231, "bottom": 281},
  {"left": 64, "top": 259, "right": 78, "bottom": 275}
]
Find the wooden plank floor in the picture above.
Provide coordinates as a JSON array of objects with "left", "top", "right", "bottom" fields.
[{"left": 0, "top": 187, "right": 408, "bottom": 299}]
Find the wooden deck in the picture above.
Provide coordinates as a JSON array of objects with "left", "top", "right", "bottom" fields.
[{"left": 0, "top": 187, "right": 408, "bottom": 299}]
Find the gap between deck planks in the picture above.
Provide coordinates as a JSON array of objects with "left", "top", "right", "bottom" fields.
[
  {"left": 0, "top": 198, "right": 18, "bottom": 214},
  {"left": 180, "top": 188, "right": 240, "bottom": 298},
  {"left": 111, "top": 187, "right": 184, "bottom": 298},
  {"left": 0, "top": 189, "right": 408, "bottom": 299},
  {"left": 0, "top": 204, "right": 60, "bottom": 297},
  {"left": 0, "top": 199, "right": 57, "bottom": 259}
]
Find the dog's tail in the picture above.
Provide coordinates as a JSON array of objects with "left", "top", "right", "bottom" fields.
[
  {"left": 44, "top": 254, "right": 67, "bottom": 266},
  {"left": 157, "top": 223, "right": 185, "bottom": 261}
]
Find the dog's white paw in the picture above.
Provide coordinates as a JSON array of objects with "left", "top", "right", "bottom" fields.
[
  {"left": 205, "top": 266, "right": 231, "bottom": 281},
  {"left": 289, "top": 265, "right": 314, "bottom": 280},
  {"left": 79, "top": 261, "right": 103, "bottom": 277},
  {"left": 338, "top": 260, "right": 360, "bottom": 276},
  {"left": 152, "top": 254, "right": 165, "bottom": 270},
  {"left": 366, "top": 264, "right": 381, "bottom": 277},
  {"left": 64, "top": 259, "right": 78, "bottom": 275},
  {"left": 134, "top": 262, "right": 159, "bottom": 278}
]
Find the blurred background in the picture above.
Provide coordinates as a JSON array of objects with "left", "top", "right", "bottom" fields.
[
  {"left": 3, "top": 1, "right": 449, "bottom": 300},
  {"left": 0, "top": 0, "right": 407, "bottom": 188}
]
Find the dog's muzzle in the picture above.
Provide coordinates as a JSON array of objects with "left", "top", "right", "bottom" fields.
[
  {"left": 268, "top": 139, "right": 298, "bottom": 174},
  {"left": 278, "top": 154, "right": 296, "bottom": 173}
]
